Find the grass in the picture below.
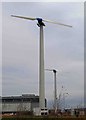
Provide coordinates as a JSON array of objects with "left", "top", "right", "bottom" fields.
[{"left": 1, "top": 116, "right": 86, "bottom": 120}]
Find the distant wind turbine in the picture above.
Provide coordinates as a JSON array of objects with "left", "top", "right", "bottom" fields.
[
  {"left": 45, "top": 69, "right": 58, "bottom": 113},
  {"left": 11, "top": 15, "right": 72, "bottom": 114}
]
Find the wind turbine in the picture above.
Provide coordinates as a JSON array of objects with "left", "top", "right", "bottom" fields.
[
  {"left": 45, "top": 69, "right": 58, "bottom": 113},
  {"left": 11, "top": 15, "right": 72, "bottom": 113}
]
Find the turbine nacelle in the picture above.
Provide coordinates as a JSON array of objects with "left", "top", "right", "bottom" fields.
[{"left": 36, "top": 18, "right": 45, "bottom": 27}]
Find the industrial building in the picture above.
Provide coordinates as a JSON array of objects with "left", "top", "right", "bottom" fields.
[{"left": 1, "top": 94, "right": 47, "bottom": 114}]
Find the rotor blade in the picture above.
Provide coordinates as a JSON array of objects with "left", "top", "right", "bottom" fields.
[
  {"left": 11, "top": 15, "right": 36, "bottom": 20},
  {"left": 43, "top": 19, "right": 72, "bottom": 28},
  {"left": 45, "top": 69, "right": 53, "bottom": 71}
]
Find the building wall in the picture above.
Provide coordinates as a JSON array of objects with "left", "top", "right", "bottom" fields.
[
  {"left": 1, "top": 94, "right": 43, "bottom": 113},
  {"left": 0, "top": 104, "right": 2, "bottom": 113},
  {"left": 2, "top": 102, "right": 31, "bottom": 113},
  {"left": 31, "top": 102, "right": 39, "bottom": 111}
]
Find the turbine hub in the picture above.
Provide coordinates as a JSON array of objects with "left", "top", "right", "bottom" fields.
[
  {"left": 53, "top": 69, "right": 57, "bottom": 73},
  {"left": 36, "top": 18, "right": 45, "bottom": 27}
]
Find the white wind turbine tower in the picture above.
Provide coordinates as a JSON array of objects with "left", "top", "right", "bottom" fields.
[
  {"left": 11, "top": 15, "right": 72, "bottom": 114},
  {"left": 45, "top": 69, "right": 58, "bottom": 113}
]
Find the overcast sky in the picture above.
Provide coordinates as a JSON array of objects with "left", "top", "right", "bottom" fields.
[
  {"left": 2, "top": 1, "right": 84, "bottom": 108},
  {"left": 1, "top": 0, "right": 85, "bottom": 2}
]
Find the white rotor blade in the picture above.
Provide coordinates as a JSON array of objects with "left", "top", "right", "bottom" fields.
[
  {"left": 45, "top": 69, "right": 58, "bottom": 71},
  {"left": 11, "top": 15, "right": 72, "bottom": 27},
  {"left": 43, "top": 19, "right": 72, "bottom": 27},
  {"left": 45, "top": 69, "right": 53, "bottom": 71},
  {"left": 11, "top": 15, "right": 36, "bottom": 20}
]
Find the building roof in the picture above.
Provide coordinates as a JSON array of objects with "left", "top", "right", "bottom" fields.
[{"left": 2, "top": 94, "right": 39, "bottom": 103}]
